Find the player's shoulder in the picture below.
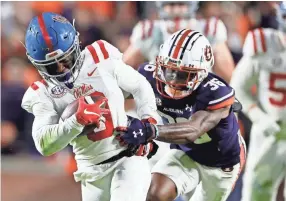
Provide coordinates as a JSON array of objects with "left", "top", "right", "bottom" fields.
[
  {"left": 243, "top": 28, "right": 286, "bottom": 57},
  {"left": 84, "top": 40, "right": 122, "bottom": 64},
  {"left": 197, "top": 73, "right": 235, "bottom": 110},
  {"left": 138, "top": 62, "right": 156, "bottom": 81},
  {"left": 197, "top": 17, "right": 227, "bottom": 44},
  {"left": 21, "top": 80, "right": 50, "bottom": 113}
]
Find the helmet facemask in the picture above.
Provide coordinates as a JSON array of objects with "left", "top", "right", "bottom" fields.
[
  {"left": 27, "top": 32, "right": 83, "bottom": 89},
  {"left": 155, "top": 56, "right": 207, "bottom": 99}
]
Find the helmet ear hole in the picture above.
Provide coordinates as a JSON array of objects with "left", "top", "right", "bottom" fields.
[{"left": 160, "top": 44, "right": 164, "bottom": 50}]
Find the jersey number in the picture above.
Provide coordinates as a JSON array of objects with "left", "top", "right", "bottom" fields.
[
  {"left": 269, "top": 73, "right": 286, "bottom": 107},
  {"left": 203, "top": 78, "right": 226, "bottom": 91},
  {"left": 157, "top": 111, "right": 212, "bottom": 144},
  {"left": 144, "top": 64, "right": 156, "bottom": 72},
  {"left": 86, "top": 92, "right": 114, "bottom": 142}
]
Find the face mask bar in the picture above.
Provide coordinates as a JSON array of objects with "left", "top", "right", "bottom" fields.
[
  {"left": 27, "top": 33, "right": 83, "bottom": 88},
  {"left": 155, "top": 56, "right": 206, "bottom": 99}
]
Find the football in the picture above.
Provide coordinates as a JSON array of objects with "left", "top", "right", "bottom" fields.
[{"left": 60, "top": 93, "right": 107, "bottom": 136}]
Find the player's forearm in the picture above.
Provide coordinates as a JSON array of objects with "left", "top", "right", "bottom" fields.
[
  {"left": 33, "top": 115, "right": 84, "bottom": 156},
  {"left": 155, "top": 110, "right": 222, "bottom": 144},
  {"left": 230, "top": 57, "right": 258, "bottom": 117}
]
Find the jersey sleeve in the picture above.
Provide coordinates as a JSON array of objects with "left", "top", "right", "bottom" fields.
[
  {"left": 86, "top": 41, "right": 159, "bottom": 121},
  {"left": 138, "top": 62, "right": 156, "bottom": 83},
  {"left": 198, "top": 76, "right": 235, "bottom": 110},
  {"left": 21, "top": 81, "right": 83, "bottom": 156},
  {"left": 204, "top": 17, "right": 227, "bottom": 46}
]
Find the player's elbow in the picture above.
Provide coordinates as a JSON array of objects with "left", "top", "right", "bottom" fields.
[
  {"left": 36, "top": 141, "right": 56, "bottom": 156},
  {"left": 33, "top": 132, "right": 57, "bottom": 156}
]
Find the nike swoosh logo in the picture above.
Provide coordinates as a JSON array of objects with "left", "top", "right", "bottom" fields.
[
  {"left": 87, "top": 67, "right": 97, "bottom": 76},
  {"left": 83, "top": 109, "right": 100, "bottom": 116}
]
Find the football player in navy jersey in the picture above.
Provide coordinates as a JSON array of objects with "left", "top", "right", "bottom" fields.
[{"left": 116, "top": 29, "right": 246, "bottom": 201}]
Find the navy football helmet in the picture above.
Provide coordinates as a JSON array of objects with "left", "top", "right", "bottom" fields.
[{"left": 25, "top": 12, "right": 83, "bottom": 88}]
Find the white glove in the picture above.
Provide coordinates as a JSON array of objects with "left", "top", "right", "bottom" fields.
[{"left": 248, "top": 107, "right": 281, "bottom": 136}]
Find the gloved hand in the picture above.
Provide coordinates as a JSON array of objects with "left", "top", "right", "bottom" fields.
[
  {"left": 115, "top": 117, "right": 158, "bottom": 146},
  {"left": 135, "top": 141, "right": 159, "bottom": 159},
  {"left": 248, "top": 107, "right": 280, "bottom": 137},
  {"left": 75, "top": 96, "right": 110, "bottom": 127}
]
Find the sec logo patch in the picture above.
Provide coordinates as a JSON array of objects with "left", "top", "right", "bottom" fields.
[{"left": 50, "top": 86, "right": 67, "bottom": 98}]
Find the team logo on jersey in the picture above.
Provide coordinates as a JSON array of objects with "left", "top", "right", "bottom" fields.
[
  {"left": 73, "top": 84, "right": 94, "bottom": 99},
  {"left": 204, "top": 45, "right": 212, "bottom": 62},
  {"left": 156, "top": 97, "right": 162, "bottom": 106},
  {"left": 50, "top": 86, "right": 67, "bottom": 98}
]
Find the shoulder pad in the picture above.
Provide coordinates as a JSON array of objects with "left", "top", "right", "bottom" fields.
[
  {"left": 198, "top": 74, "right": 235, "bottom": 110},
  {"left": 202, "top": 17, "right": 227, "bottom": 45},
  {"left": 138, "top": 62, "right": 156, "bottom": 81},
  {"left": 86, "top": 40, "right": 122, "bottom": 64},
  {"left": 243, "top": 28, "right": 286, "bottom": 57},
  {"left": 21, "top": 80, "right": 50, "bottom": 113}
]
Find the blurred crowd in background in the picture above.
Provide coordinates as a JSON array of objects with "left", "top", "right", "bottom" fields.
[{"left": 0, "top": 0, "right": 280, "bottom": 164}]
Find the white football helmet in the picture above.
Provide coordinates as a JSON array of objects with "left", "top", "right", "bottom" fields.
[{"left": 155, "top": 29, "right": 214, "bottom": 99}]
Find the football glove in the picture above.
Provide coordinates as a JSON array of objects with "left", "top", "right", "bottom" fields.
[
  {"left": 115, "top": 117, "right": 158, "bottom": 146},
  {"left": 75, "top": 96, "right": 110, "bottom": 127}
]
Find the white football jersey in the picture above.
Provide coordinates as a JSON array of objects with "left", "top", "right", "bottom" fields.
[
  {"left": 21, "top": 40, "right": 158, "bottom": 171},
  {"left": 232, "top": 28, "right": 286, "bottom": 121},
  {"left": 130, "top": 17, "right": 227, "bottom": 62}
]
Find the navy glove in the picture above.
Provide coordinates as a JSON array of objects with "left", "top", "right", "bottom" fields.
[{"left": 115, "top": 117, "right": 157, "bottom": 146}]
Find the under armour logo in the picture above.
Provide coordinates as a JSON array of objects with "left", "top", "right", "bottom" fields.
[
  {"left": 133, "top": 129, "right": 144, "bottom": 138},
  {"left": 185, "top": 104, "right": 192, "bottom": 112}
]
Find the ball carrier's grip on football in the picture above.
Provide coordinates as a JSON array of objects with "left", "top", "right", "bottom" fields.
[{"left": 61, "top": 95, "right": 110, "bottom": 136}]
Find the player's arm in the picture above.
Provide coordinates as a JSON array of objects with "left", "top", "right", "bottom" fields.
[
  {"left": 211, "top": 19, "right": 235, "bottom": 83},
  {"left": 22, "top": 88, "right": 104, "bottom": 156},
  {"left": 212, "top": 42, "right": 235, "bottom": 83},
  {"left": 100, "top": 40, "right": 159, "bottom": 121},
  {"left": 114, "top": 59, "right": 159, "bottom": 120},
  {"left": 123, "top": 45, "right": 146, "bottom": 68},
  {"left": 153, "top": 106, "right": 230, "bottom": 144}
]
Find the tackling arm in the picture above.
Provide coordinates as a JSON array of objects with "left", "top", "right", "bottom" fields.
[{"left": 154, "top": 107, "right": 230, "bottom": 144}]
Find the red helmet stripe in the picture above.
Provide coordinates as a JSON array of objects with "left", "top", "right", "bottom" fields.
[
  {"left": 172, "top": 29, "right": 192, "bottom": 59},
  {"left": 37, "top": 14, "right": 53, "bottom": 51}
]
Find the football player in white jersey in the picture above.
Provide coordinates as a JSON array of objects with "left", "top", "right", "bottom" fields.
[
  {"left": 230, "top": 2, "right": 286, "bottom": 201},
  {"left": 123, "top": 1, "right": 235, "bottom": 83},
  {"left": 21, "top": 12, "right": 160, "bottom": 201}
]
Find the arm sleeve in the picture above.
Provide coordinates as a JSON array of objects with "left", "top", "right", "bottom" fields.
[
  {"left": 21, "top": 87, "right": 84, "bottom": 156},
  {"left": 113, "top": 59, "right": 159, "bottom": 120},
  {"left": 88, "top": 40, "right": 159, "bottom": 121}
]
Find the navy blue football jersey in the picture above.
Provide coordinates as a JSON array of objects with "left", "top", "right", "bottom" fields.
[{"left": 138, "top": 62, "right": 241, "bottom": 168}]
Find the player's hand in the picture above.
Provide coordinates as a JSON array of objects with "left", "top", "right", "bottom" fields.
[
  {"left": 115, "top": 117, "right": 157, "bottom": 146},
  {"left": 254, "top": 117, "right": 280, "bottom": 137},
  {"left": 75, "top": 96, "right": 110, "bottom": 127},
  {"left": 135, "top": 141, "right": 159, "bottom": 159}
]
